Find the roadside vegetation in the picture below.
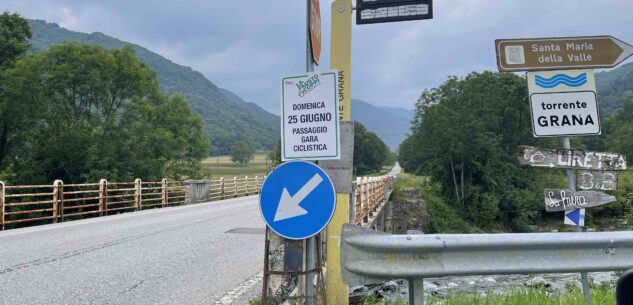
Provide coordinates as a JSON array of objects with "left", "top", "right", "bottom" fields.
[
  {"left": 398, "top": 71, "right": 633, "bottom": 232},
  {"left": 0, "top": 12, "right": 209, "bottom": 184},
  {"left": 360, "top": 285, "right": 615, "bottom": 305}
]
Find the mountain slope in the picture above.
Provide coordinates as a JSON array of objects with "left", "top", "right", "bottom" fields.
[
  {"left": 379, "top": 106, "right": 414, "bottom": 124},
  {"left": 596, "top": 62, "right": 633, "bottom": 116},
  {"left": 351, "top": 99, "right": 411, "bottom": 151},
  {"left": 219, "top": 88, "right": 279, "bottom": 126},
  {"left": 28, "top": 19, "right": 278, "bottom": 155}
]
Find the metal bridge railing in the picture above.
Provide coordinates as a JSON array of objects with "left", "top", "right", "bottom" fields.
[
  {"left": 0, "top": 176, "right": 266, "bottom": 231},
  {"left": 354, "top": 175, "right": 394, "bottom": 226},
  {"left": 0, "top": 174, "right": 396, "bottom": 231}
]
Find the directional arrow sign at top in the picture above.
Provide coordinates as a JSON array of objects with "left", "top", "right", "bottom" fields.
[
  {"left": 259, "top": 161, "right": 336, "bottom": 240},
  {"left": 496, "top": 36, "right": 633, "bottom": 72}
]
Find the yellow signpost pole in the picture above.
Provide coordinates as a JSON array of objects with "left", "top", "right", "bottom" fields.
[
  {"left": 327, "top": 1, "right": 352, "bottom": 304},
  {"left": 330, "top": 0, "right": 352, "bottom": 122}
]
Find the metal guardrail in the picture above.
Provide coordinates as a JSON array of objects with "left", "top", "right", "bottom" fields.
[{"left": 341, "top": 223, "right": 633, "bottom": 305}]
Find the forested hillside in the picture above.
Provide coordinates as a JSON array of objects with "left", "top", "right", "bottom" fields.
[
  {"left": 399, "top": 71, "right": 633, "bottom": 232},
  {"left": 28, "top": 19, "right": 278, "bottom": 155},
  {"left": 596, "top": 62, "right": 633, "bottom": 115}
]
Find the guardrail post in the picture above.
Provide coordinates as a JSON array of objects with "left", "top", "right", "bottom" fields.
[
  {"left": 0, "top": 181, "right": 5, "bottom": 230},
  {"left": 99, "top": 179, "right": 107, "bottom": 217},
  {"left": 135, "top": 178, "right": 142, "bottom": 210},
  {"left": 245, "top": 176, "right": 249, "bottom": 195},
  {"left": 162, "top": 178, "right": 168, "bottom": 207},
  {"left": 53, "top": 180, "right": 63, "bottom": 223},
  {"left": 233, "top": 177, "right": 237, "bottom": 198},
  {"left": 409, "top": 279, "right": 424, "bottom": 305},
  {"left": 220, "top": 177, "right": 225, "bottom": 200}
]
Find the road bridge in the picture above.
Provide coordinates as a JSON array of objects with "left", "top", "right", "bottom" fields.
[{"left": 0, "top": 196, "right": 265, "bottom": 305}]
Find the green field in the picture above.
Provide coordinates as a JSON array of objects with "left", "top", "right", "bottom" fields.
[{"left": 201, "top": 153, "right": 273, "bottom": 179}]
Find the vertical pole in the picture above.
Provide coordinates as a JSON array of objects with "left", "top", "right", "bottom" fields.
[
  {"left": 0, "top": 181, "right": 5, "bottom": 230},
  {"left": 220, "top": 177, "right": 225, "bottom": 200},
  {"left": 305, "top": 1, "right": 316, "bottom": 304},
  {"left": 233, "top": 177, "right": 237, "bottom": 198},
  {"left": 135, "top": 178, "right": 142, "bottom": 210},
  {"left": 99, "top": 179, "right": 107, "bottom": 216},
  {"left": 408, "top": 279, "right": 424, "bottom": 305},
  {"left": 52, "top": 180, "right": 62, "bottom": 223},
  {"left": 255, "top": 176, "right": 260, "bottom": 194},
  {"left": 261, "top": 227, "right": 271, "bottom": 305},
  {"left": 245, "top": 176, "right": 249, "bottom": 196},
  {"left": 162, "top": 178, "right": 168, "bottom": 207},
  {"left": 563, "top": 137, "right": 592, "bottom": 305}
]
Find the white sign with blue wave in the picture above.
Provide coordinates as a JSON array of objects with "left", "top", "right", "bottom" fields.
[
  {"left": 527, "top": 69, "right": 600, "bottom": 137},
  {"left": 534, "top": 73, "right": 587, "bottom": 89}
]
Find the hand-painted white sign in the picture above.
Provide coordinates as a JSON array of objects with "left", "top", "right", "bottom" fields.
[
  {"left": 544, "top": 189, "right": 616, "bottom": 212},
  {"left": 517, "top": 145, "right": 627, "bottom": 171},
  {"left": 576, "top": 170, "right": 618, "bottom": 191}
]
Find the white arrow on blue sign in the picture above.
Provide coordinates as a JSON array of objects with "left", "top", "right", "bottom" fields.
[
  {"left": 259, "top": 161, "right": 336, "bottom": 240},
  {"left": 564, "top": 208, "right": 585, "bottom": 227}
]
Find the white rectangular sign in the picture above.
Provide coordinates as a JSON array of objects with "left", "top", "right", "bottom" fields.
[
  {"left": 281, "top": 72, "right": 340, "bottom": 161},
  {"left": 527, "top": 69, "right": 601, "bottom": 137}
]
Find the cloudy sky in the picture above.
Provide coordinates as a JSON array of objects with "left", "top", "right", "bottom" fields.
[{"left": 2, "top": 0, "right": 633, "bottom": 113}]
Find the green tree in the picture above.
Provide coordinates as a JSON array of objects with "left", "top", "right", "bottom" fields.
[
  {"left": 231, "top": 141, "right": 254, "bottom": 166},
  {"left": 0, "top": 11, "right": 31, "bottom": 70},
  {"left": 2, "top": 42, "right": 209, "bottom": 183},
  {"left": 0, "top": 11, "right": 32, "bottom": 171},
  {"left": 267, "top": 140, "right": 281, "bottom": 167},
  {"left": 399, "top": 72, "right": 558, "bottom": 231},
  {"left": 353, "top": 121, "right": 391, "bottom": 176}
]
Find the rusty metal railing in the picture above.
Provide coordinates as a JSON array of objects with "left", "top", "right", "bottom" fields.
[
  {"left": 0, "top": 174, "right": 394, "bottom": 231},
  {"left": 0, "top": 176, "right": 266, "bottom": 231},
  {"left": 354, "top": 175, "right": 394, "bottom": 226}
]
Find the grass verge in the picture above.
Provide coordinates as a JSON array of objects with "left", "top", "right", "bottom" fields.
[
  {"left": 360, "top": 286, "right": 615, "bottom": 305},
  {"left": 393, "top": 173, "right": 477, "bottom": 233}
]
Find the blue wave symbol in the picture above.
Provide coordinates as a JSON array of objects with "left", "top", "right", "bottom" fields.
[{"left": 535, "top": 73, "right": 587, "bottom": 88}]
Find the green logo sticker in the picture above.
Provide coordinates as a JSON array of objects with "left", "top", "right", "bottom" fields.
[{"left": 297, "top": 75, "right": 321, "bottom": 97}]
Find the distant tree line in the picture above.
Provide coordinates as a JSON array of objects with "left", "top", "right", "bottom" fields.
[
  {"left": 266, "top": 121, "right": 393, "bottom": 176},
  {"left": 353, "top": 121, "right": 394, "bottom": 176},
  {"left": 0, "top": 12, "right": 209, "bottom": 184},
  {"left": 399, "top": 71, "right": 633, "bottom": 232}
]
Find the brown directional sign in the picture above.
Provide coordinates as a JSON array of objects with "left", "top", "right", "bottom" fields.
[
  {"left": 496, "top": 36, "right": 633, "bottom": 72},
  {"left": 576, "top": 170, "right": 618, "bottom": 191},
  {"left": 517, "top": 145, "right": 627, "bottom": 171},
  {"left": 544, "top": 189, "right": 616, "bottom": 212}
]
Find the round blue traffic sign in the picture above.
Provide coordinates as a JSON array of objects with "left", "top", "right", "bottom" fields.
[{"left": 259, "top": 161, "right": 336, "bottom": 240}]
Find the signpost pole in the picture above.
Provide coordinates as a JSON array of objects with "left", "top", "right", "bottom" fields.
[
  {"left": 305, "top": 1, "right": 316, "bottom": 304},
  {"left": 563, "top": 137, "right": 592, "bottom": 305},
  {"left": 325, "top": 1, "right": 353, "bottom": 304}
]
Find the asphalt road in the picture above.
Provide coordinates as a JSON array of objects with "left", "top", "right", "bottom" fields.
[
  {"left": 0, "top": 196, "right": 265, "bottom": 305},
  {"left": 388, "top": 162, "right": 402, "bottom": 175}
]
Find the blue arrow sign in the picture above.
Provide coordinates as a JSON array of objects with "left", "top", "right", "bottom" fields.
[
  {"left": 564, "top": 208, "right": 585, "bottom": 227},
  {"left": 259, "top": 161, "right": 336, "bottom": 240}
]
